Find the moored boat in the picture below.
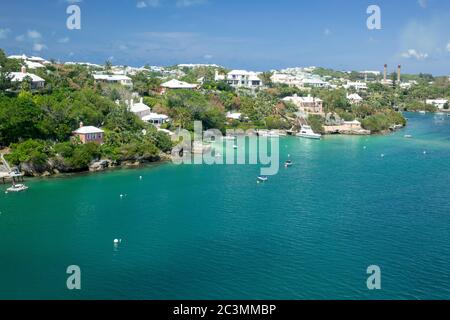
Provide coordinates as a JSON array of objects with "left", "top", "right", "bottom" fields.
[
  {"left": 296, "top": 125, "right": 321, "bottom": 140},
  {"left": 6, "top": 184, "right": 29, "bottom": 193}
]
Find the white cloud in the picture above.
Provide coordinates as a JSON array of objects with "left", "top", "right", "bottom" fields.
[
  {"left": 0, "top": 28, "right": 10, "bottom": 39},
  {"left": 66, "top": 0, "right": 82, "bottom": 3},
  {"left": 324, "top": 28, "right": 331, "bottom": 36},
  {"left": 401, "top": 49, "right": 429, "bottom": 60},
  {"left": 136, "top": 0, "right": 160, "bottom": 8},
  {"left": 15, "top": 34, "right": 25, "bottom": 42},
  {"left": 418, "top": 0, "right": 428, "bottom": 8},
  {"left": 203, "top": 54, "right": 213, "bottom": 59},
  {"left": 176, "top": 0, "right": 208, "bottom": 8},
  {"left": 33, "top": 43, "right": 47, "bottom": 52},
  {"left": 27, "top": 30, "right": 42, "bottom": 40},
  {"left": 58, "top": 37, "right": 70, "bottom": 43},
  {"left": 447, "top": 42, "right": 450, "bottom": 52}
]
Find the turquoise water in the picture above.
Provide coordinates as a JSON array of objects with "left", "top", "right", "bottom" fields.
[{"left": 1, "top": 112, "right": 450, "bottom": 300}]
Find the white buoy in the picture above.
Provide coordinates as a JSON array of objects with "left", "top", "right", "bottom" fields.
[
  {"left": 120, "top": 194, "right": 123, "bottom": 199},
  {"left": 423, "top": 151, "right": 427, "bottom": 155},
  {"left": 381, "top": 154, "right": 385, "bottom": 158},
  {"left": 363, "top": 146, "right": 367, "bottom": 149},
  {"left": 114, "top": 239, "right": 119, "bottom": 244}
]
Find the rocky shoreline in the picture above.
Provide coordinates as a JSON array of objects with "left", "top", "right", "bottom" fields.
[{"left": 15, "top": 153, "right": 172, "bottom": 178}]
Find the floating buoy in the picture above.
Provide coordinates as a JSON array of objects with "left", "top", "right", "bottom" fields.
[
  {"left": 114, "top": 239, "right": 119, "bottom": 244},
  {"left": 423, "top": 151, "right": 427, "bottom": 155},
  {"left": 381, "top": 154, "right": 385, "bottom": 158},
  {"left": 139, "top": 176, "right": 143, "bottom": 180},
  {"left": 363, "top": 146, "right": 367, "bottom": 150},
  {"left": 120, "top": 194, "right": 124, "bottom": 198}
]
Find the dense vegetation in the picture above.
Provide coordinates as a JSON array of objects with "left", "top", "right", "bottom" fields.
[{"left": 1, "top": 46, "right": 449, "bottom": 174}]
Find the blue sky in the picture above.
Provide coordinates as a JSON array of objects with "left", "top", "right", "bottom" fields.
[{"left": 1, "top": 0, "right": 450, "bottom": 74}]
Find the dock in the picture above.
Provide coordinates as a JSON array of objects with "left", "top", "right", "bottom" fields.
[{"left": 1, "top": 153, "right": 25, "bottom": 185}]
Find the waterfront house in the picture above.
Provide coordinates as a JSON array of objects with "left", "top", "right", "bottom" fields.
[
  {"left": 347, "top": 93, "right": 363, "bottom": 104},
  {"left": 128, "top": 98, "right": 151, "bottom": 119},
  {"left": 9, "top": 66, "right": 45, "bottom": 90},
  {"left": 282, "top": 94, "right": 323, "bottom": 115},
  {"left": 93, "top": 74, "right": 133, "bottom": 86},
  {"left": 215, "top": 70, "right": 263, "bottom": 89},
  {"left": 72, "top": 123, "right": 104, "bottom": 144},
  {"left": 426, "top": 99, "right": 448, "bottom": 110}
]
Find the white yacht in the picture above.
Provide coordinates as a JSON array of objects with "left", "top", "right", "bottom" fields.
[{"left": 296, "top": 125, "right": 322, "bottom": 140}]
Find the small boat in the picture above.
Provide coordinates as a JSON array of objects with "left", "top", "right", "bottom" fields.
[
  {"left": 6, "top": 184, "right": 28, "bottom": 193},
  {"left": 233, "top": 145, "right": 238, "bottom": 149},
  {"left": 257, "top": 176, "right": 268, "bottom": 182},
  {"left": 419, "top": 111, "right": 426, "bottom": 114},
  {"left": 404, "top": 135, "right": 413, "bottom": 138},
  {"left": 296, "top": 125, "right": 321, "bottom": 140},
  {"left": 284, "top": 160, "right": 293, "bottom": 167}
]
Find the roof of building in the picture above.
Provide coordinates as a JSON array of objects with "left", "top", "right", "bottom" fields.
[
  {"left": 347, "top": 93, "right": 363, "bottom": 101},
  {"left": 73, "top": 126, "right": 104, "bottom": 134},
  {"left": 283, "top": 95, "right": 323, "bottom": 103},
  {"left": 10, "top": 72, "right": 45, "bottom": 83},
  {"left": 142, "top": 113, "right": 169, "bottom": 121},
  {"left": 24, "top": 60, "right": 45, "bottom": 69},
  {"left": 93, "top": 74, "right": 132, "bottom": 81},
  {"left": 130, "top": 99, "right": 151, "bottom": 113},
  {"left": 160, "top": 79, "right": 197, "bottom": 89}
]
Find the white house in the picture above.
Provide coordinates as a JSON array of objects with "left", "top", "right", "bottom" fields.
[
  {"left": 93, "top": 74, "right": 133, "bottom": 86},
  {"left": 9, "top": 66, "right": 45, "bottom": 90},
  {"left": 128, "top": 98, "right": 151, "bottom": 119},
  {"left": 343, "top": 81, "right": 367, "bottom": 91},
  {"left": 160, "top": 79, "right": 198, "bottom": 90},
  {"left": 426, "top": 99, "right": 448, "bottom": 110},
  {"left": 347, "top": 93, "right": 363, "bottom": 104},
  {"left": 215, "top": 70, "right": 263, "bottom": 89},
  {"left": 270, "top": 73, "right": 303, "bottom": 88},
  {"left": 142, "top": 113, "right": 170, "bottom": 126}
]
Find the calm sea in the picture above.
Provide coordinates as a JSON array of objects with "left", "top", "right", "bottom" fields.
[{"left": 1, "top": 112, "right": 450, "bottom": 300}]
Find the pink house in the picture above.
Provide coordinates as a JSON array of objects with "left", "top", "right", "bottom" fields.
[{"left": 72, "top": 122, "right": 104, "bottom": 144}]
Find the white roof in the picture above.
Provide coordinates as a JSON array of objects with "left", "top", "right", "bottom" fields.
[
  {"left": 24, "top": 60, "right": 45, "bottom": 69},
  {"left": 10, "top": 72, "right": 45, "bottom": 83},
  {"left": 344, "top": 120, "right": 361, "bottom": 125},
  {"left": 142, "top": 113, "right": 169, "bottom": 121},
  {"left": 73, "top": 126, "right": 104, "bottom": 134},
  {"left": 347, "top": 93, "right": 363, "bottom": 100},
  {"left": 426, "top": 99, "right": 448, "bottom": 104},
  {"left": 283, "top": 95, "right": 323, "bottom": 103},
  {"left": 8, "top": 54, "right": 28, "bottom": 60},
  {"left": 93, "top": 74, "right": 131, "bottom": 81},
  {"left": 161, "top": 79, "right": 197, "bottom": 89},
  {"left": 130, "top": 101, "right": 150, "bottom": 113}
]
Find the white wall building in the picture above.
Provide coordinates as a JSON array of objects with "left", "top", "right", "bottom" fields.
[
  {"left": 347, "top": 93, "right": 363, "bottom": 104},
  {"left": 93, "top": 74, "right": 133, "bottom": 86},
  {"left": 128, "top": 98, "right": 151, "bottom": 119},
  {"left": 426, "top": 99, "right": 448, "bottom": 110},
  {"left": 215, "top": 70, "right": 263, "bottom": 89},
  {"left": 343, "top": 81, "right": 367, "bottom": 91},
  {"left": 9, "top": 66, "right": 45, "bottom": 90}
]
